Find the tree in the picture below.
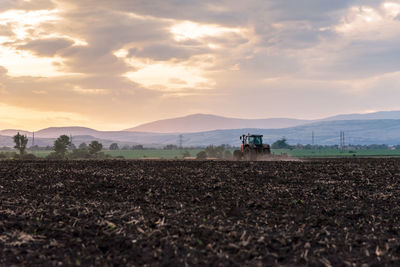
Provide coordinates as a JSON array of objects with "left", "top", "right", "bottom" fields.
[
  {"left": 54, "top": 135, "right": 71, "bottom": 158},
  {"left": 89, "top": 141, "right": 103, "bottom": 155},
  {"left": 164, "top": 144, "right": 178, "bottom": 150},
  {"left": 13, "top": 132, "right": 28, "bottom": 156},
  {"left": 109, "top": 143, "right": 119, "bottom": 150},
  {"left": 271, "top": 138, "right": 292, "bottom": 149},
  {"left": 79, "top": 142, "right": 88, "bottom": 149}
]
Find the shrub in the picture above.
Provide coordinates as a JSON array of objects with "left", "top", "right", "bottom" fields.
[
  {"left": 22, "top": 154, "right": 37, "bottom": 160},
  {"left": 67, "top": 148, "right": 110, "bottom": 159},
  {"left": 109, "top": 143, "right": 119, "bottom": 150},
  {"left": 46, "top": 152, "right": 64, "bottom": 160},
  {"left": 95, "top": 152, "right": 109, "bottom": 159},
  {"left": 69, "top": 149, "right": 91, "bottom": 159},
  {"left": 3, "top": 152, "right": 17, "bottom": 159},
  {"left": 164, "top": 144, "right": 178, "bottom": 150},
  {"left": 79, "top": 143, "right": 88, "bottom": 149},
  {"left": 196, "top": 151, "right": 207, "bottom": 160},
  {"left": 204, "top": 145, "right": 232, "bottom": 159}
]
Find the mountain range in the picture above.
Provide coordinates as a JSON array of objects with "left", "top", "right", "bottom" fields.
[
  {"left": 1, "top": 111, "right": 400, "bottom": 147},
  {"left": 124, "top": 111, "right": 400, "bottom": 133},
  {"left": 124, "top": 114, "right": 310, "bottom": 133}
]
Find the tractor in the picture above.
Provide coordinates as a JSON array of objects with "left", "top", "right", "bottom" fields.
[{"left": 233, "top": 134, "right": 271, "bottom": 160}]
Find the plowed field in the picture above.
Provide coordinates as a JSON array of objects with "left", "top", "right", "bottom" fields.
[{"left": 1, "top": 159, "right": 399, "bottom": 266}]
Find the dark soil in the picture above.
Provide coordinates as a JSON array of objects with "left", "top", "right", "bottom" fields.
[{"left": 0, "top": 159, "right": 399, "bottom": 266}]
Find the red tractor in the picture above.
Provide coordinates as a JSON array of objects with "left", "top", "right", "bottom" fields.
[{"left": 233, "top": 134, "right": 271, "bottom": 160}]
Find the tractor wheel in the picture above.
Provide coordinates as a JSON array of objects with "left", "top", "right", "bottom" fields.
[{"left": 233, "top": 150, "right": 242, "bottom": 161}]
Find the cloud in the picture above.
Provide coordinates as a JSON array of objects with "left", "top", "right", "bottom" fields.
[
  {"left": 71, "top": 0, "right": 247, "bottom": 26},
  {"left": 0, "top": 66, "right": 8, "bottom": 75},
  {"left": 265, "top": 0, "right": 353, "bottom": 21},
  {"left": 17, "top": 38, "right": 74, "bottom": 56},
  {"left": 0, "top": 0, "right": 55, "bottom": 12},
  {"left": 1, "top": 0, "right": 400, "bottom": 130},
  {"left": 72, "top": 86, "right": 110, "bottom": 95},
  {"left": 0, "top": 24, "right": 13, "bottom": 36},
  {"left": 128, "top": 44, "right": 209, "bottom": 61}
]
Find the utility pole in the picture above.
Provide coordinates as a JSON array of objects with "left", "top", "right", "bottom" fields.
[
  {"left": 178, "top": 134, "right": 183, "bottom": 149},
  {"left": 343, "top": 131, "right": 345, "bottom": 148},
  {"left": 339, "top": 131, "right": 345, "bottom": 150},
  {"left": 312, "top": 131, "right": 315, "bottom": 146},
  {"left": 32, "top": 131, "right": 35, "bottom": 147}
]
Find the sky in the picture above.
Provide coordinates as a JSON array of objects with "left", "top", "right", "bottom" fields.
[{"left": 1, "top": 0, "right": 400, "bottom": 130}]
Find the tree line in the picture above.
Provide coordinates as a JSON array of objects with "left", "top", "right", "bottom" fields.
[
  {"left": 270, "top": 138, "right": 400, "bottom": 150},
  {"left": 2, "top": 134, "right": 399, "bottom": 160},
  {"left": 0, "top": 133, "right": 105, "bottom": 159},
  {"left": 47, "top": 135, "right": 104, "bottom": 159},
  {"left": 195, "top": 145, "right": 233, "bottom": 160}
]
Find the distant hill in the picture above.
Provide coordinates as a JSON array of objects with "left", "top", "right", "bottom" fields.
[
  {"left": 0, "top": 129, "right": 32, "bottom": 136},
  {"left": 125, "top": 114, "right": 310, "bottom": 133},
  {"left": 322, "top": 110, "right": 400, "bottom": 121},
  {"left": 35, "top": 127, "right": 101, "bottom": 138},
  {"left": 125, "top": 111, "right": 400, "bottom": 134},
  {"left": 189, "top": 119, "right": 400, "bottom": 146}
]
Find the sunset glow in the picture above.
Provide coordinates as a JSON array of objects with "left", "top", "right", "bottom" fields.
[
  {"left": 0, "top": 0, "right": 400, "bottom": 130},
  {"left": 0, "top": 103, "right": 87, "bottom": 130},
  {"left": 0, "top": 47, "right": 64, "bottom": 77},
  {"left": 122, "top": 54, "right": 215, "bottom": 92}
]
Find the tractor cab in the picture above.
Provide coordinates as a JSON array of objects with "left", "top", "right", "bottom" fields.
[
  {"left": 249, "top": 135, "right": 263, "bottom": 145},
  {"left": 241, "top": 134, "right": 264, "bottom": 147}
]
